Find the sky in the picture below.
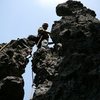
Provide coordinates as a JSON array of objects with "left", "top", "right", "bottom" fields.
[{"left": 0, "top": 0, "right": 100, "bottom": 100}]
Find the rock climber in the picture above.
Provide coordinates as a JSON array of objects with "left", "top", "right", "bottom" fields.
[{"left": 36, "top": 23, "right": 50, "bottom": 48}]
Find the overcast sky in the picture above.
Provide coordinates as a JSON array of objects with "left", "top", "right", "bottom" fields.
[{"left": 0, "top": 0, "right": 100, "bottom": 100}]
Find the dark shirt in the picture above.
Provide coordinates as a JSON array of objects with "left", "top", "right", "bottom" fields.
[{"left": 38, "top": 27, "right": 49, "bottom": 41}]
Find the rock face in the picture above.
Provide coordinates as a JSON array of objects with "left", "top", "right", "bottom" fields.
[
  {"left": 32, "top": 0, "right": 100, "bottom": 100},
  {"left": 0, "top": 1, "right": 100, "bottom": 100},
  {"left": 0, "top": 36, "right": 35, "bottom": 100}
]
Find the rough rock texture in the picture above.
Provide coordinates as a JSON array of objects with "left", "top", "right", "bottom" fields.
[
  {"left": 32, "top": 0, "right": 100, "bottom": 100},
  {"left": 0, "top": 36, "right": 35, "bottom": 100}
]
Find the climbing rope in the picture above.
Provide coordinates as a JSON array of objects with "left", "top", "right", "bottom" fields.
[
  {"left": 29, "top": 72, "right": 35, "bottom": 100},
  {"left": 0, "top": 43, "right": 9, "bottom": 52},
  {"left": 36, "top": 35, "right": 43, "bottom": 47},
  {"left": 0, "top": 40, "right": 17, "bottom": 52}
]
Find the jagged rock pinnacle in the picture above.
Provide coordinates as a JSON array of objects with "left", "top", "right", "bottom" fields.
[
  {"left": 0, "top": 36, "right": 35, "bottom": 100},
  {"left": 0, "top": 1, "right": 100, "bottom": 100},
  {"left": 32, "top": 0, "right": 100, "bottom": 100}
]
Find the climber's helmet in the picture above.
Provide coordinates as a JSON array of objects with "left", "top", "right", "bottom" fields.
[{"left": 42, "top": 23, "right": 48, "bottom": 30}]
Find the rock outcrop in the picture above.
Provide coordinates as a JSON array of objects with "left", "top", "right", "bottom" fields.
[
  {"left": 0, "top": 35, "right": 35, "bottom": 100},
  {"left": 32, "top": 0, "right": 100, "bottom": 100},
  {"left": 0, "top": 0, "right": 100, "bottom": 100}
]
